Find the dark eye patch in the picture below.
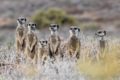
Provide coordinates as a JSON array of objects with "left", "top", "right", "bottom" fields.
[
  {"left": 98, "top": 31, "right": 102, "bottom": 34},
  {"left": 32, "top": 24, "right": 35, "bottom": 26},
  {"left": 21, "top": 18, "right": 24, "bottom": 21},
  {"left": 43, "top": 41, "right": 47, "bottom": 44},
  {"left": 74, "top": 28, "right": 77, "bottom": 30},
  {"left": 24, "top": 18, "right": 27, "bottom": 21},
  {"left": 53, "top": 25, "right": 56, "bottom": 27}
]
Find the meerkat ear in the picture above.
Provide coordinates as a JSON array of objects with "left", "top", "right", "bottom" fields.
[
  {"left": 45, "top": 41, "right": 48, "bottom": 44},
  {"left": 57, "top": 24, "right": 59, "bottom": 29},
  {"left": 98, "top": 31, "right": 102, "bottom": 34},
  {"left": 34, "top": 24, "right": 37, "bottom": 27},
  {"left": 104, "top": 30, "right": 106, "bottom": 35},
  {"left": 39, "top": 41, "right": 42, "bottom": 44},
  {"left": 24, "top": 18, "right": 27, "bottom": 22},
  {"left": 17, "top": 18, "right": 19, "bottom": 21},
  {"left": 78, "top": 28, "right": 80, "bottom": 32}
]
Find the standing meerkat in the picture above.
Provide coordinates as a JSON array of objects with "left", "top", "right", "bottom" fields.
[
  {"left": 66, "top": 27, "right": 81, "bottom": 59},
  {"left": 95, "top": 30, "right": 107, "bottom": 52},
  {"left": 25, "top": 22, "right": 38, "bottom": 64},
  {"left": 48, "top": 24, "right": 62, "bottom": 60},
  {"left": 37, "top": 40, "right": 48, "bottom": 65},
  {"left": 15, "top": 17, "right": 27, "bottom": 63}
]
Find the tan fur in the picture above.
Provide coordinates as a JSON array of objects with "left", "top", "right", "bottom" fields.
[
  {"left": 66, "top": 35, "right": 81, "bottom": 59},
  {"left": 48, "top": 35, "right": 62, "bottom": 59},
  {"left": 37, "top": 42, "right": 48, "bottom": 65},
  {"left": 99, "top": 39, "right": 106, "bottom": 52},
  {"left": 15, "top": 26, "right": 27, "bottom": 64},
  {"left": 25, "top": 31, "right": 38, "bottom": 64},
  {"left": 15, "top": 26, "right": 26, "bottom": 53}
]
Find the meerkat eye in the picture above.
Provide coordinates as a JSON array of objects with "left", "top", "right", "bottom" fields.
[
  {"left": 24, "top": 18, "right": 27, "bottom": 21},
  {"left": 34, "top": 24, "right": 37, "bottom": 27},
  {"left": 98, "top": 31, "right": 102, "bottom": 34},
  {"left": 45, "top": 41, "right": 48, "bottom": 44},
  {"left": 21, "top": 18, "right": 24, "bottom": 21},
  {"left": 74, "top": 28, "right": 77, "bottom": 30},
  {"left": 52, "top": 25, "right": 56, "bottom": 27}
]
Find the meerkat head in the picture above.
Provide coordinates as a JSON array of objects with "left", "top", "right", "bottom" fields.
[
  {"left": 49, "top": 24, "right": 59, "bottom": 35},
  {"left": 38, "top": 40, "right": 48, "bottom": 48},
  {"left": 27, "top": 22, "right": 36, "bottom": 33},
  {"left": 69, "top": 26, "right": 80, "bottom": 37},
  {"left": 17, "top": 17, "right": 27, "bottom": 26},
  {"left": 95, "top": 30, "right": 106, "bottom": 37}
]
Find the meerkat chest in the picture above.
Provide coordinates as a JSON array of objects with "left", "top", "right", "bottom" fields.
[
  {"left": 27, "top": 33, "right": 35, "bottom": 44},
  {"left": 17, "top": 28, "right": 24, "bottom": 38},
  {"left": 50, "top": 35, "right": 59, "bottom": 44},
  {"left": 38, "top": 48, "right": 47, "bottom": 56},
  {"left": 69, "top": 36, "right": 79, "bottom": 50}
]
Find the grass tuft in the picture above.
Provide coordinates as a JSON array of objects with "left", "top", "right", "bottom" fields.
[{"left": 77, "top": 44, "right": 120, "bottom": 79}]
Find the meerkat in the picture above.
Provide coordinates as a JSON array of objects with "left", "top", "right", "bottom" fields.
[
  {"left": 25, "top": 22, "right": 38, "bottom": 64},
  {"left": 37, "top": 40, "right": 48, "bottom": 65},
  {"left": 48, "top": 24, "right": 62, "bottom": 60},
  {"left": 95, "top": 30, "right": 106, "bottom": 52},
  {"left": 15, "top": 17, "right": 27, "bottom": 63},
  {"left": 66, "top": 27, "right": 81, "bottom": 59}
]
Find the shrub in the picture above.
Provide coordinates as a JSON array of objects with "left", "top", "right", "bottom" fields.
[{"left": 32, "top": 8, "right": 77, "bottom": 29}]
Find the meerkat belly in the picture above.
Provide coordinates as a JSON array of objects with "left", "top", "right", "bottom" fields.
[
  {"left": 69, "top": 37, "right": 78, "bottom": 52},
  {"left": 38, "top": 49, "right": 44, "bottom": 57},
  {"left": 28, "top": 34, "right": 34, "bottom": 46},
  {"left": 50, "top": 37, "right": 59, "bottom": 52},
  {"left": 17, "top": 30, "right": 24, "bottom": 39}
]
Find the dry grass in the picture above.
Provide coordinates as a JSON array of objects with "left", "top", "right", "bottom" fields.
[
  {"left": 77, "top": 42, "right": 120, "bottom": 80},
  {"left": 1, "top": 34, "right": 120, "bottom": 80}
]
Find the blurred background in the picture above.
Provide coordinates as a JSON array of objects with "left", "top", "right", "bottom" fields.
[{"left": 0, "top": 0, "right": 120, "bottom": 45}]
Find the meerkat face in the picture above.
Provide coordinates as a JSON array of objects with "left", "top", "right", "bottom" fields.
[
  {"left": 95, "top": 30, "right": 106, "bottom": 37},
  {"left": 17, "top": 17, "right": 27, "bottom": 25},
  {"left": 69, "top": 27, "right": 79, "bottom": 36},
  {"left": 38, "top": 40, "right": 48, "bottom": 48},
  {"left": 27, "top": 22, "right": 36, "bottom": 31},
  {"left": 49, "top": 24, "right": 59, "bottom": 33}
]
